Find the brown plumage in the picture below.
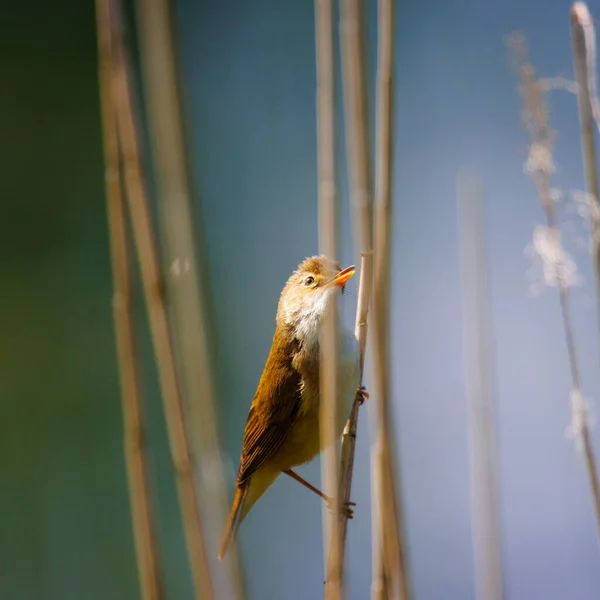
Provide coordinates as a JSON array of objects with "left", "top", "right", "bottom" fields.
[
  {"left": 218, "top": 256, "right": 359, "bottom": 560},
  {"left": 236, "top": 330, "right": 304, "bottom": 486}
]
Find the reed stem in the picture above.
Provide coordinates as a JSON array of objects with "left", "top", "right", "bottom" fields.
[
  {"left": 370, "top": 0, "right": 411, "bottom": 595},
  {"left": 133, "top": 0, "right": 246, "bottom": 594},
  {"left": 108, "top": 2, "right": 215, "bottom": 596},
  {"left": 335, "top": 0, "right": 374, "bottom": 580},
  {"left": 571, "top": 3, "right": 600, "bottom": 389},
  {"left": 335, "top": 251, "right": 372, "bottom": 565},
  {"left": 315, "top": 0, "right": 343, "bottom": 596},
  {"left": 95, "top": 2, "right": 164, "bottom": 598},
  {"left": 457, "top": 173, "right": 504, "bottom": 600}
]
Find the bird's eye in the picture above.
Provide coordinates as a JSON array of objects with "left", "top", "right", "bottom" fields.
[{"left": 304, "top": 276, "right": 315, "bottom": 287}]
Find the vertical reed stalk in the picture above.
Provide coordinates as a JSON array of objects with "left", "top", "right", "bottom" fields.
[
  {"left": 457, "top": 173, "right": 504, "bottom": 600},
  {"left": 370, "top": 0, "right": 410, "bottom": 596},
  {"left": 108, "top": 1, "right": 215, "bottom": 596},
  {"left": 510, "top": 33, "right": 600, "bottom": 549},
  {"left": 571, "top": 3, "right": 600, "bottom": 376},
  {"left": 314, "top": 0, "right": 343, "bottom": 597},
  {"left": 133, "top": 0, "right": 246, "bottom": 595},
  {"left": 336, "top": 0, "right": 410, "bottom": 596},
  {"left": 335, "top": 0, "right": 374, "bottom": 580},
  {"left": 96, "top": 2, "right": 164, "bottom": 598},
  {"left": 334, "top": 251, "right": 372, "bottom": 566}
]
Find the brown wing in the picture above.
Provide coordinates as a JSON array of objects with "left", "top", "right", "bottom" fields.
[{"left": 236, "top": 329, "right": 303, "bottom": 486}]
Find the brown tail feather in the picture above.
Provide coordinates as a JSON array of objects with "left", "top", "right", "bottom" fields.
[{"left": 218, "top": 484, "right": 248, "bottom": 560}]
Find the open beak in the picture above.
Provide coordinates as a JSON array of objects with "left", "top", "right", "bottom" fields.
[{"left": 328, "top": 264, "right": 355, "bottom": 288}]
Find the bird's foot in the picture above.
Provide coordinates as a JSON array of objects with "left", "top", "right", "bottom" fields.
[
  {"left": 356, "top": 385, "right": 370, "bottom": 405},
  {"left": 327, "top": 498, "right": 356, "bottom": 519}
]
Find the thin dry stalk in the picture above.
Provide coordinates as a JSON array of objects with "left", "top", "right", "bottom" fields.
[
  {"left": 133, "top": 0, "right": 246, "bottom": 595},
  {"left": 314, "top": 0, "right": 343, "bottom": 597},
  {"left": 335, "top": 0, "right": 374, "bottom": 580},
  {"left": 339, "top": 0, "right": 373, "bottom": 252},
  {"left": 457, "top": 173, "right": 504, "bottom": 600},
  {"left": 335, "top": 252, "right": 372, "bottom": 563},
  {"left": 370, "top": 0, "right": 411, "bottom": 597},
  {"left": 571, "top": 3, "right": 600, "bottom": 372},
  {"left": 570, "top": 4, "right": 600, "bottom": 203},
  {"left": 510, "top": 33, "right": 600, "bottom": 548},
  {"left": 96, "top": 2, "right": 164, "bottom": 598},
  {"left": 337, "top": 0, "right": 409, "bottom": 592},
  {"left": 108, "top": 2, "right": 215, "bottom": 597}
]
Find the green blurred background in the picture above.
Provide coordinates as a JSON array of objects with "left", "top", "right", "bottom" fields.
[{"left": 0, "top": 3, "right": 193, "bottom": 598}]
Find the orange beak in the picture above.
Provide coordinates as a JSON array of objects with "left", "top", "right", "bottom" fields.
[{"left": 331, "top": 265, "right": 355, "bottom": 287}]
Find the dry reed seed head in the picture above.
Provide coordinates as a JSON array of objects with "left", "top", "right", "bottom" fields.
[
  {"left": 538, "top": 77, "right": 579, "bottom": 94},
  {"left": 525, "top": 226, "right": 581, "bottom": 294},
  {"left": 550, "top": 187, "right": 564, "bottom": 204},
  {"left": 542, "top": 189, "right": 597, "bottom": 253},
  {"left": 565, "top": 388, "right": 595, "bottom": 449},
  {"left": 572, "top": 189, "right": 599, "bottom": 218},
  {"left": 571, "top": 190, "right": 600, "bottom": 246},
  {"left": 524, "top": 142, "right": 556, "bottom": 175}
]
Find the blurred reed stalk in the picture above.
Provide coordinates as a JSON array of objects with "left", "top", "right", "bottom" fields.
[
  {"left": 571, "top": 3, "right": 600, "bottom": 370},
  {"left": 95, "top": 1, "right": 164, "bottom": 598},
  {"left": 337, "top": 0, "right": 411, "bottom": 597},
  {"left": 133, "top": 0, "right": 246, "bottom": 596},
  {"left": 314, "top": 0, "right": 344, "bottom": 597},
  {"left": 457, "top": 173, "right": 504, "bottom": 600},
  {"left": 107, "top": 0, "right": 215, "bottom": 596},
  {"left": 370, "top": 0, "right": 411, "bottom": 596},
  {"left": 509, "top": 32, "right": 600, "bottom": 547}
]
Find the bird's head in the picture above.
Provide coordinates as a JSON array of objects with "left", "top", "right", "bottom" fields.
[{"left": 276, "top": 255, "right": 355, "bottom": 345}]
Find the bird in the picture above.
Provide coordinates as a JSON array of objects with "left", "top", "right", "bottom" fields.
[{"left": 218, "top": 255, "right": 367, "bottom": 560}]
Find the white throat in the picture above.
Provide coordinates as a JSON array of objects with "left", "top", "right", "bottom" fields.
[{"left": 292, "top": 289, "right": 356, "bottom": 360}]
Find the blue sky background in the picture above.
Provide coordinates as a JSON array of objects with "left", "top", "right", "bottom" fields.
[{"left": 3, "top": 0, "right": 600, "bottom": 598}]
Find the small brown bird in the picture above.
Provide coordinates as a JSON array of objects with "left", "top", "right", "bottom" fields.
[{"left": 218, "top": 255, "right": 363, "bottom": 560}]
